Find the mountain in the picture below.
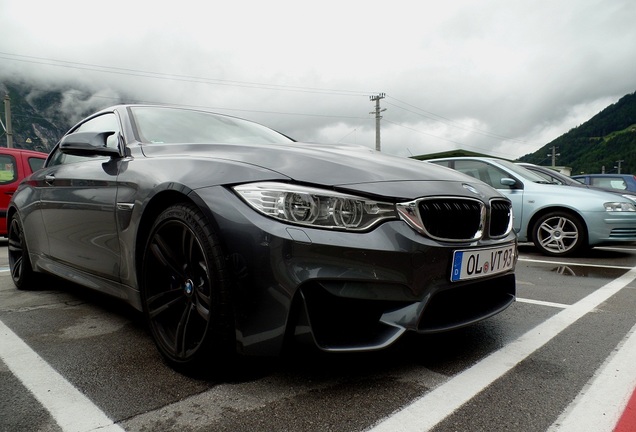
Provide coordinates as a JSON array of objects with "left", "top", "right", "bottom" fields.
[
  {"left": 2, "top": 79, "right": 636, "bottom": 173},
  {"left": 0, "top": 81, "right": 101, "bottom": 153},
  {"left": 518, "top": 91, "right": 636, "bottom": 174}
]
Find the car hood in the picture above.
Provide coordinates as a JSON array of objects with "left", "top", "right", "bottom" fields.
[{"left": 140, "top": 141, "right": 474, "bottom": 187}]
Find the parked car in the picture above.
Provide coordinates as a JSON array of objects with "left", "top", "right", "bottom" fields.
[
  {"left": 517, "top": 163, "right": 636, "bottom": 202},
  {"left": 428, "top": 157, "right": 636, "bottom": 256},
  {"left": 571, "top": 173, "right": 636, "bottom": 193},
  {"left": 0, "top": 147, "right": 47, "bottom": 236},
  {"left": 8, "top": 105, "right": 517, "bottom": 371}
]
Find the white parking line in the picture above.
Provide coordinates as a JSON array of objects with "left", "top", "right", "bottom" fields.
[
  {"left": 516, "top": 297, "right": 569, "bottom": 309},
  {"left": 548, "top": 322, "right": 636, "bottom": 431},
  {"left": 518, "top": 257, "right": 633, "bottom": 270},
  {"left": 0, "top": 319, "right": 125, "bottom": 432},
  {"left": 368, "top": 266, "right": 636, "bottom": 432}
]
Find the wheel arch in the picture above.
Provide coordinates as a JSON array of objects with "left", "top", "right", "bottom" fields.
[
  {"left": 133, "top": 187, "right": 225, "bottom": 285},
  {"left": 6, "top": 205, "right": 17, "bottom": 228},
  {"left": 526, "top": 206, "right": 588, "bottom": 244},
  {"left": 6, "top": 205, "right": 31, "bottom": 256}
]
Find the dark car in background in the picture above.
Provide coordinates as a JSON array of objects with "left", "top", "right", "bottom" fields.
[
  {"left": 8, "top": 105, "right": 516, "bottom": 371},
  {"left": 0, "top": 147, "right": 47, "bottom": 236},
  {"left": 571, "top": 173, "right": 636, "bottom": 193}
]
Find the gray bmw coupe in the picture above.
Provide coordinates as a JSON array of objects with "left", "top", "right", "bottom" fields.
[{"left": 8, "top": 105, "right": 517, "bottom": 370}]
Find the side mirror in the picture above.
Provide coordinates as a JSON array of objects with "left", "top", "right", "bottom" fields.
[
  {"left": 501, "top": 178, "right": 517, "bottom": 187},
  {"left": 59, "top": 131, "right": 121, "bottom": 158}
]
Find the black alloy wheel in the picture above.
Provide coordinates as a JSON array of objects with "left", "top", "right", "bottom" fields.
[
  {"left": 141, "top": 203, "right": 234, "bottom": 369},
  {"left": 8, "top": 214, "right": 36, "bottom": 289}
]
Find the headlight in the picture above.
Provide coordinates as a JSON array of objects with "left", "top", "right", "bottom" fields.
[
  {"left": 233, "top": 182, "right": 397, "bottom": 230},
  {"left": 604, "top": 202, "right": 636, "bottom": 212}
]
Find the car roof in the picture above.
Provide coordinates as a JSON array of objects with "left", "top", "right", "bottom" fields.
[
  {"left": 0, "top": 147, "right": 48, "bottom": 157},
  {"left": 572, "top": 173, "right": 634, "bottom": 177}
]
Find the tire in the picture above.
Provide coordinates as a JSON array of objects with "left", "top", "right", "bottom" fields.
[
  {"left": 8, "top": 214, "right": 36, "bottom": 290},
  {"left": 531, "top": 211, "right": 587, "bottom": 256},
  {"left": 140, "top": 203, "right": 235, "bottom": 371}
]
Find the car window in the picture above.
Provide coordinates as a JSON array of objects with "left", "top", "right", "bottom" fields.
[
  {"left": 452, "top": 160, "right": 516, "bottom": 190},
  {"left": 496, "top": 159, "right": 548, "bottom": 183},
  {"left": 531, "top": 170, "right": 560, "bottom": 184},
  {"left": 0, "top": 155, "right": 17, "bottom": 184},
  {"left": 28, "top": 157, "right": 46, "bottom": 173},
  {"left": 431, "top": 160, "right": 451, "bottom": 168},
  {"left": 590, "top": 177, "right": 627, "bottom": 190},
  {"left": 130, "top": 106, "right": 293, "bottom": 145},
  {"left": 74, "top": 113, "right": 120, "bottom": 149},
  {"left": 546, "top": 174, "right": 562, "bottom": 184},
  {"left": 49, "top": 113, "right": 120, "bottom": 166}
]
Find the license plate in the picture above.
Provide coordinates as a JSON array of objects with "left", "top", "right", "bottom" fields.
[{"left": 451, "top": 244, "right": 516, "bottom": 282}]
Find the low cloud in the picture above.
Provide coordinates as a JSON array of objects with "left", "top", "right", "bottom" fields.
[{"left": 1, "top": 0, "right": 634, "bottom": 159}]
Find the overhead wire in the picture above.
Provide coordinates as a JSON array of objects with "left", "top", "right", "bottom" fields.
[
  {"left": 0, "top": 52, "right": 373, "bottom": 96},
  {"left": 385, "top": 96, "right": 528, "bottom": 144},
  {"left": 382, "top": 119, "right": 513, "bottom": 159},
  {"left": 1, "top": 51, "right": 532, "bottom": 156}
]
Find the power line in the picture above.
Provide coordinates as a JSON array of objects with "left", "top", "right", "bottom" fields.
[
  {"left": 385, "top": 95, "right": 529, "bottom": 144},
  {"left": 5, "top": 87, "right": 371, "bottom": 124},
  {"left": 382, "top": 118, "right": 513, "bottom": 159},
  {"left": 2, "top": 51, "right": 530, "bottom": 147},
  {"left": 1, "top": 51, "right": 539, "bottom": 157},
  {"left": 0, "top": 52, "right": 528, "bottom": 142},
  {"left": 0, "top": 51, "right": 376, "bottom": 97}
]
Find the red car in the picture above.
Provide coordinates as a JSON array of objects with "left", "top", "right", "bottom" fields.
[{"left": 0, "top": 148, "right": 48, "bottom": 236}]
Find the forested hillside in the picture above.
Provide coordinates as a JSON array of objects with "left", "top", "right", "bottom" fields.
[
  {"left": 0, "top": 81, "right": 93, "bottom": 152},
  {"left": 519, "top": 91, "right": 636, "bottom": 174}
]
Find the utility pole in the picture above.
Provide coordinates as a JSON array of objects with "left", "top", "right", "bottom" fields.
[
  {"left": 616, "top": 160, "right": 624, "bottom": 174},
  {"left": 548, "top": 145, "right": 560, "bottom": 167},
  {"left": 370, "top": 93, "right": 386, "bottom": 151},
  {"left": 2, "top": 95, "right": 13, "bottom": 148}
]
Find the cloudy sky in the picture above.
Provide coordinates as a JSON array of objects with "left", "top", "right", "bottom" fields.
[{"left": 1, "top": 0, "right": 635, "bottom": 160}]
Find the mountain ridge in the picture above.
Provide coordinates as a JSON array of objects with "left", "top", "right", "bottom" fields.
[
  {"left": 518, "top": 91, "right": 636, "bottom": 174},
  {"left": 2, "top": 79, "right": 635, "bottom": 173}
]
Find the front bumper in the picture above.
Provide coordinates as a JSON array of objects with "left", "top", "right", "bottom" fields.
[
  {"left": 195, "top": 186, "right": 517, "bottom": 355},
  {"left": 295, "top": 273, "right": 515, "bottom": 352},
  {"left": 586, "top": 211, "right": 636, "bottom": 245}
]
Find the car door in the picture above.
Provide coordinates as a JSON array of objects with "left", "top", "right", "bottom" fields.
[
  {"left": 0, "top": 152, "right": 20, "bottom": 233},
  {"left": 39, "top": 113, "right": 123, "bottom": 281},
  {"left": 451, "top": 160, "right": 525, "bottom": 233}
]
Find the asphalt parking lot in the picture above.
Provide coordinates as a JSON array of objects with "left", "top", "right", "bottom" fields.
[{"left": 1, "top": 241, "right": 635, "bottom": 432}]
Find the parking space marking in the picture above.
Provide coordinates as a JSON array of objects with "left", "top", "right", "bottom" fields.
[
  {"left": 516, "top": 297, "right": 569, "bottom": 309},
  {"left": 548, "top": 322, "right": 636, "bottom": 431},
  {"left": 518, "top": 257, "right": 633, "bottom": 270},
  {"left": 0, "top": 319, "right": 125, "bottom": 432},
  {"left": 368, "top": 266, "right": 636, "bottom": 432}
]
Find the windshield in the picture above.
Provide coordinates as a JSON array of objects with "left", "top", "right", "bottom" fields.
[
  {"left": 525, "top": 165, "right": 574, "bottom": 185},
  {"left": 496, "top": 159, "right": 553, "bottom": 183},
  {"left": 129, "top": 106, "right": 294, "bottom": 145}
]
